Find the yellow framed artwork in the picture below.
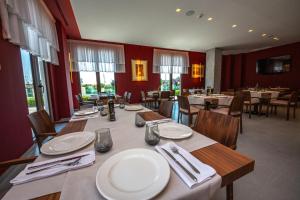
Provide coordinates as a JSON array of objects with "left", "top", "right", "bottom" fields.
[
  {"left": 131, "top": 59, "right": 148, "bottom": 81},
  {"left": 192, "top": 64, "right": 204, "bottom": 78}
]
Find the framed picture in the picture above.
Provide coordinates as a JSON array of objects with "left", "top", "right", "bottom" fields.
[
  {"left": 192, "top": 64, "right": 205, "bottom": 78},
  {"left": 131, "top": 60, "right": 148, "bottom": 81}
]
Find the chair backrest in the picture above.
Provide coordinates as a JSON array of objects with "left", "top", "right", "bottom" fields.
[
  {"left": 170, "top": 90, "right": 175, "bottom": 96},
  {"left": 177, "top": 95, "right": 190, "bottom": 112},
  {"left": 229, "top": 92, "right": 244, "bottom": 115},
  {"left": 28, "top": 110, "right": 56, "bottom": 147},
  {"left": 127, "top": 92, "right": 132, "bottom": 103},
  {"left": 242, "top": 91, "right": 251, "bottom": 101},
  {"left": 141, "top": 91, "right": 146, "bottom": 100},
  {"left": 161, "top": 91, "right": 170, "bottom": 99},
  {"left": 123, "top": 91, "right": 128, "bottom": 100},
  {"left": 193, "top": 110, "right": 239, "bottom": 150},
  {"left": 158, "top": 100, "right": 173, "bottom": 118},
  {"left": 289, "top": 91, "right": 298, "bottom": 104},
  {"left": 77, "top": 94, "right": 83, "bottom": 104}
]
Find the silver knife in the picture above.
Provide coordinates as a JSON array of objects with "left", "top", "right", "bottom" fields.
[
  {"left": 161, "top": 148, "right": 198, "bottom": 182},
  {"left": 27, "top": 154, "right": 90, "bottom": 170}
]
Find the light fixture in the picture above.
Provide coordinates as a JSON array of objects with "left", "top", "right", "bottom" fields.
[
  {"left": 176, "top": 8, "right": 181, "bottom": 13},
  {"left": 262, "top": 33, "right": 267, "bottom": 37},
  {"left": 248, "top": 29, "right": 253, "bottom": 33},
  {"left": 232, "top": 24, "right": 237, "bottom": 28},
  {"left": 273, "top": 37, "right": 279, "bottom": 41},
  {"left": 207, "top": 17, "right": 213, "bottom": 21}
]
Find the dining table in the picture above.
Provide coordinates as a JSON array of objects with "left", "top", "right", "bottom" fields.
[
  {"left": 247, "top": 90, "right": 280, "bottom": 99},
  {"left": 3, "top": 107, "right": 254, "bottom": 200},
  {"left": 188, "top": 94, "right": 234, "bottom": 107}
]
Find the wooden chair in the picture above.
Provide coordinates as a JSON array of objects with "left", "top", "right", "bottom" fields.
[
  {"left": 123, "top": 91, "right": 128, "bottom": 101},
  {"left": 141, "top": 91, "right": 154, "bottom": 107},
  {"left": 193, "top": 109, "right": 239, "bottom": 200},
  {"left": 211, "top": 92, "right": 244, "bottom": 133},
  {"left": 193, "top": 109, "right": 239, "bottom": 150},
  {"left": 270, "top": 91, "right": 298, "bottom": 120},
  {"left": 177, "top": 95, "right": 200, "bottom": 126},
  {"left": 259, "top": 93, "right": 271, "bottom": 117},
  {"left": 28, "top": 110, "right": 57, "bottom": 149},
  {"left": 126, "top": 92, "right": 132, "bottom": 104},
  {"left": 159, "top": 91, "right": 170, "bottom": 104},
  {"left": 158, "top": 100, "right": 173, "bottom": 118},
  {"left": 75, "top": 94, "right": 94, "bottom": 108},
  {"left": 242, "top": 91, "right": 259, "bottom": 118}
]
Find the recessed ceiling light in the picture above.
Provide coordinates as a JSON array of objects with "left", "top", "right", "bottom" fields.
[
  {"left": 273, "top": 37, "right": 279, "bottom": 40},
  {"left": 176, "top": 8, "right": 182, "bottom": 13},
  {"left": 248, "top": 29, "right": 254, "bottom": 33},
  {"left": 207, "top": 17, "right": 213, "bottom": 21},
  {"left": 262, "top": 33, "right": 267, "bottom": 37},
  {"left": 232, "top": 24, "right": 237, "bottom": 28}
]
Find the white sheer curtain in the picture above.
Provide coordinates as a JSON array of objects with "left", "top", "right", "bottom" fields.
[
  {"left": 68, "top": 40, "right": 125, "bottom": 73},
  {"left": 0, "top": 0, "right": 59, "bottom": 65},
  {"left": 153, "top": 49, "right": 189, "bottom": 74}
]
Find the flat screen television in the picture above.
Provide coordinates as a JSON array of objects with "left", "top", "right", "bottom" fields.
[{"left": 256, "top": 55, "right": 291, "bottom": 74}]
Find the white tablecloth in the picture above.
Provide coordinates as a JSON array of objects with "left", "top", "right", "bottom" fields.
[
  {"left": 249, "top": 91, "right": 280, "bottom": 99},
  {"left": 3, "top": 107, "right": 221, "bottom": 200},
  {"left": 188, "top": 94, "right": 233, "bottom": 106}
]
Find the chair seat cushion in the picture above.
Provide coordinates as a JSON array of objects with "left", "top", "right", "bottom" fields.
[
  {"left": 271, "top": 99, "right": 294, "bottom": 106},
  {"left": 211, "top": 107, "right": 229, "bottom": 115},
  {"left": 180, "top": 106, "right": 200, "bottom": 114}
]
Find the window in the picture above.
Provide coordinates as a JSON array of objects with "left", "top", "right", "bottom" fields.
[
  {"left": 80, "top": 72, "right": 98, "bottom": 97},
  {"left": 160, "top": 74, "right": 170, "bottom": 91},
  {"left": 172, "top": 73, "right": 181, "bottom": 96},
  {"left": 99, "top": 72, "right": 115, "bottom": 94}
]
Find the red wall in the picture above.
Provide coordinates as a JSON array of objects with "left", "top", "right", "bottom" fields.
[
  {"left": 71, "top": 42, "right": 205, "bottom": 104},
  {"left": 221, "top": 42, "right": 300, "bottom": 91},
  {"left": 0, "top": 31, "right": 33, "bottom": 168}
]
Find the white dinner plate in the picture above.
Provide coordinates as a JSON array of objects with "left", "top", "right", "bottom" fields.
[
  {"left": 155, "top": 122, "right": 193, "bottom": 139},
  {"left": 124, "top": 105, "right": 143, "bottom": 111},
  {"left": 41, "top": 132, "right": 95, "bottom": 155},
  {"left": 74, "top": 110, "right": 98, "bottom": 116},
  {"left": 96, "top": 148, "right": 170, "bottom": 200}
]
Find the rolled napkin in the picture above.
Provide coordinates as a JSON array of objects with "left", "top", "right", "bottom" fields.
[
  {"left": 155, "top": 142, "right": 216, "bottom": 188},
  {"left": 145, "top": 118, "right": 173, "bottom": 125},
  {"left": 10, "top": 151, "right": 95, "bottom": 185},
  {"left": 70, "top": 112, "right": 100, "bottom": 122}
]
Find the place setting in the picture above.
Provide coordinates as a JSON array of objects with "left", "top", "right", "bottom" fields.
[{"left": 70, "top": 107, "right": 100, "bottom": 122}]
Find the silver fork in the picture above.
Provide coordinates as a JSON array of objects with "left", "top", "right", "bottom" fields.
[
  {"left": 26, "top": 158, "right": 81, "bottom": 175},
  {"left": 170, "top": 145, "right": 200, "bottom": 174}
]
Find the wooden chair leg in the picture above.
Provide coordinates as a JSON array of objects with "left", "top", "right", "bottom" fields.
[
  {"left": 293, "top": 105, "right": 296, "bottom": 119},
  {"left": 188, "top": 114, "right": 192, "bottom": 127},
  {"left": 178, "top": 111, "right": 180, "bottom": 123},
  {"left": 239, "top": 115, "right": 243, "bottom": 134},
  {"left": 275, "top": 106, "right": 277, "bottom": 115},
  {"left": 286, "top": 106, "right": 290, "bottom": 121},
  {"left": 249, "top": 105, "right": 252, "bottom": 119},
  {"left": 226, "top": 183, "right": 233, "bottom": 200},
  {"left": 266, "top": 104, "right": 270, "bottom": 117}
]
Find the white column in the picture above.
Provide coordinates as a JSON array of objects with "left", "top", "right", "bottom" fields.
[{"left": 205, "top": 48, "right": 222, "bottom": 93}]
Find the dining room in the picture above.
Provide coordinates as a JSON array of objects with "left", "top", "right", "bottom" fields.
[{"left": 0, "top": 0, "right": 299, "bottom": 200}]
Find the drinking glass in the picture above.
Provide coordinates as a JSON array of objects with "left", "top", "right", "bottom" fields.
[
  {"left": 135, "top": 113, "right": 146, "bottom": 127},
  {"left": 145, "top": 124, "right": 160, "bottom": 146},
  {"left": 94, "top": 128, "right": 113, "bottom": 153}
]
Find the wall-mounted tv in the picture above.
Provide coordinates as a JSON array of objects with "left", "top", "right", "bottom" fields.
[{"left": 256, "top": 55, "right": 291, "bottom": 74}]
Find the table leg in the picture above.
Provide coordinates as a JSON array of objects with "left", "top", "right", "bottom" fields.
[{"left": 226, "top": 183, "right": 233, "bottom": 200}]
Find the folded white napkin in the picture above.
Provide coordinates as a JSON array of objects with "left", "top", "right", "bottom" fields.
[
  {"left": 70, "top": 112, "right": 100, "bottom": 122},
  {"left": 146, "top": 118, "right": 173, "bottom": 125},
  {"left": 10, "top": 151, "right": 95, "bottom": 185},
  {"left": 155, "top": 142, "right": 216, "bottom": 188}
]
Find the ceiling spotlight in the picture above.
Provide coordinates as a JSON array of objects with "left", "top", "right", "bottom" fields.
[
  {"left": 176, "top": 8, "right": 182, "bottom": 13},
  {"left": 262, "top": 33, "right": 267, "bottom": 37},
  {"left": 248, "top": 29, "right": 253, "bottom": 32},
  {"left": 232, "top": 24, "right": 237, "bottom": 28},
  {"left": 273, "top": 37, "right": 279, "bottom": 40},
  {"left": 207, "top": 17, "right": 213, "bottom": 21}
]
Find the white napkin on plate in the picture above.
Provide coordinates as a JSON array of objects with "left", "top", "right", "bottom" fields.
[
  {"left": 155, "top": 142, "right": 216, "bottom": 188},
  {"left": 10, "top": 151, "right": 95, "bottom": 185},
  {"left": 70, "top": 112, "right": 99, "bottom": 122}
]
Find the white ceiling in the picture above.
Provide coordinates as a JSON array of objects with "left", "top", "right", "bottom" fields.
[{"left": 70, "top": 0, "right": 300, "bottom": 53}]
